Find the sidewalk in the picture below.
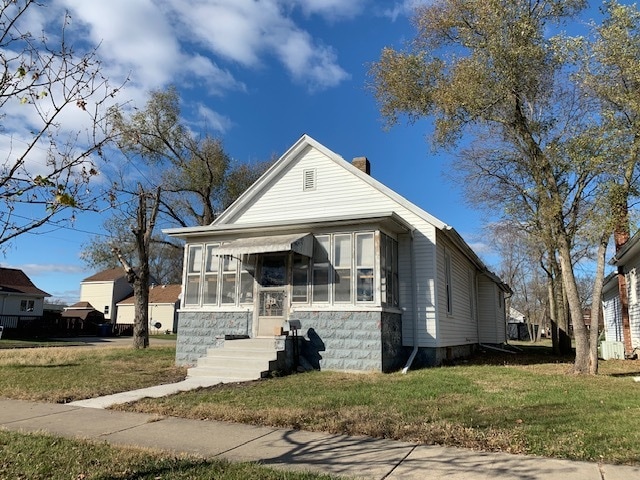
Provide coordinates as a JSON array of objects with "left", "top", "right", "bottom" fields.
[{"left": 1, "top": 397, "right": 638, "bottom": 479}]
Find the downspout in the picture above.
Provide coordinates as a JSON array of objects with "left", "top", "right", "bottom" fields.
[{"left": 402, "top": 229, "right": 419, "bottom": 374}]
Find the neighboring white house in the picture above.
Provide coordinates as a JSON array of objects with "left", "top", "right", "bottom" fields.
[
  {"left": 80, "top": 267, "right": 133, "bottom": 324},
  {"left": 116, "top": 284, "right": 181, "bottom": 333},
  {"left": 164, "top": 135, "right": 510, "bottom": 372},
  {"left": 604, "top": 232, "right": 640, "bottom": 358},
  {"left": 0, "top": 267, "right": 49, "bottom": 329}
]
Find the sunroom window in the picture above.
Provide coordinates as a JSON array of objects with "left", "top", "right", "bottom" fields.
[
  {"left": 356, "top": 233, "right": 374, "bottom": 302},
  {"left": 333, "top": 234, "right": 352, "bottom": 302},
  {"left": 185, "top": 245, "right": 202, "bottom": 305},
  {"left": 203, "top": 244, "right": 219, "bottom": 305},
  {"left": 221, "top": 255, "right": 237, "bottom": 304},
  {"left": 292, "top": 254, "right": 310, "bottom": 303},
  {"left": 312, "top": 235, "right": 330, "bottom": 302}
]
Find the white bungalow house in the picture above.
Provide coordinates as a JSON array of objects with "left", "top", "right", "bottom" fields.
[
  {"left": 603, "top": 231, "right": 640, "bottom": 359},
  {"left": 0, "top": 267, "right": 50, "bottom": 331},
  {"left": 164, "top": 135, "right": 510, "bottom": 373},
  {"left": 116, "top": 284, "right": 181, "bottom": 334}
]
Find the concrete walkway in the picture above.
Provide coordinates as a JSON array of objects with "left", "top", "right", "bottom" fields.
[{"left": 1, "top": 396, "right": 638, "bottom": 479}]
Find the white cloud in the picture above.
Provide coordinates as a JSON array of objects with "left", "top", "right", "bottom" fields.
[
  {"left": 381, "top": 0, "right": 431, "bottom": 22},
  {"left": 193, "top": 104, "right": 234, "bottom": 134},
  {"left": 168, "top": 0, "right": 350, "bottom": 91},
  {"left": 292, "top": 0, "right": 367, "bottom": 21}
]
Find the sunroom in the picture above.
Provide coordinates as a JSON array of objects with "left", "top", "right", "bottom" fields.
[{"left": 169, "top": 214, "right": 412, "bottom": 370}]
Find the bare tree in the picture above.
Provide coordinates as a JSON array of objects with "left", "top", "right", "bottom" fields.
[
  {"left": 0, "top": 0, "right": 122, "bottom": 250},
  {"left": 112, "top": 185, "right": 161, "bottom": 349}
]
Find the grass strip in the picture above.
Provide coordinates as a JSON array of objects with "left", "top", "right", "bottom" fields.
[
  {"left": 116, "top": 354, "right": 640, "bottom": 465},
  {"left": 0, "top": 430, "right": 342, "bottom": 480}
]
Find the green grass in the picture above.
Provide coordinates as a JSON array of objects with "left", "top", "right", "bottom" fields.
[
  {"left": 2, "top": 342, "right": 639, "bottom": 465},
  {"left": 115, "top": 350, "right": 640, "bottom": 465},
  {"left": 0, "top": 430, "right": 341, "bottom": 480},
  {"left": 0, "top": 345, "right": 185, "bottom": 403}
]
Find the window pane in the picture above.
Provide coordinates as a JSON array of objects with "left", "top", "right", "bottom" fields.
[
  {"left": 185, "top": 276, "right": 201, "bottom": 305},
  {"left": 206, "top": 245, "right": 219, "bottom": 272},
  {"left": 292, "top": 254, "right": 309, "bottom": 303},
  {"left": 357, "top": 268, "right": 374, "bottom": 302},
  {"left": 334, "top": 234, "right": 351, "bottom": 267},
  {"left": 188, "top": 245, "right": 202, "bottom": 273},
  {"left": 314, "top": 236, "right": 330, "bottom": 263},
  {"left": 334, "top": 268, "right": 351, "bottom": 302},
  {"left": 239, "top": 255, "right": 255, "bottom": 304},
  {"left": 313, "top": 268, "right": 329, "bottom": 302},
  {"left": 221, "top": 274, "right": 236, "bottom": 304},
  {"left": 222, "top": 255, "right": 237, "bottom": 272},
  {"left": 356, "top": 233, "right": 374, "bottom": 266},
  {"left": 203, "top": 276, "right": 218, "bottom": 304}
]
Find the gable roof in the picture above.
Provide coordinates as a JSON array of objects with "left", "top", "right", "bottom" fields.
[
  {"left": 163, "top": 134, "right": 506, "bottom": 286},
  {"left": 117, "top": 284, "right": 181, "bottom": 305},
  {"left": 213, "top": 134, "right": 450, "bottom": 230},
  {"left": 82, "top": 267, "right": 127, "bottom": 283},
  {"left": 0, "top": 267, "right": 49, "bottom": 296},
  {"left": 65, "top": 301, "right": 96, "bottom": 310}
]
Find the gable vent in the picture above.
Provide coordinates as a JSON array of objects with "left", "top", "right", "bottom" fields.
[{"left": 303, "top": 168, "right": 316, "bottom": 191}]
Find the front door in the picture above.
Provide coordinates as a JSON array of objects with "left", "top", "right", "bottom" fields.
[{"left": 256, "top": 254, "right": 288, "bottom": 337}]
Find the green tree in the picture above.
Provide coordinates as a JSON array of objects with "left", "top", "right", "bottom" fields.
[
  {"left": 369, "top": 0, "right": 610, "bottom": 373},
  {"left": 577, "top": 0, "right": 640, "bottom": 357},
  {"left": 0, "top": 0, "right": 122, "bottom": 250}
]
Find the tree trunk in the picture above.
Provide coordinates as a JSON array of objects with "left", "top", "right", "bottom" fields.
[
  {"left": 589, "top": 235, "right": 609, "bottom": 374},
  {"left": 556, "top": 235, "right": 590, "bottom": 374}
]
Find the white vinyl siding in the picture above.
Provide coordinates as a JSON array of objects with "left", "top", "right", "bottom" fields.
[
  {"left": 625, "top": 262, "right": 640, "bottom": 350},
  {"left": 477, "top": 276, "right": 506, "bottom": 344},
  {"left": 435, "top": 231, "right": 479, "bottom": 346},
  {"left": 602, "top": 279, "right": 623, "bottom": 343}
]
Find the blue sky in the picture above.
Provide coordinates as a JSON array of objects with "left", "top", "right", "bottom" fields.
[{"left": 1, "top": 0, "right": 604, "bottom": 304}]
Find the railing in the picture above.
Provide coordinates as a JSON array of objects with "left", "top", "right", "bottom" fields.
[{"left": 0, "top": 315, "right": 39, "bottom": 329}]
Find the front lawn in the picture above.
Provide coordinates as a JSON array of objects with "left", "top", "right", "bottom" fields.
[
  {"left": 115, "top": 350, "right": 640, "bottom": 465},
  {"left": 0, "top": 344, "right": 185, "bottom": 403},
  {"left": 2, "top": 342, "right": 639, "bottom": 465}
]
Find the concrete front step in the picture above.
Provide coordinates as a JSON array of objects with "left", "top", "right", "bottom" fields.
[{"left": 187, "top": 337, "right": 280, "bottom": 381}]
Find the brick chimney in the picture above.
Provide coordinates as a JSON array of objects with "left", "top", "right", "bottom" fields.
[{"left": 352, "top": 156, "right": 370, "bottom": 175}]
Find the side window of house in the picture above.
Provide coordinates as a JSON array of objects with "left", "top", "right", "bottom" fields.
[
  {"left": 20, "top": 300, "right": 35, "bottom": 312},
  {"left": 313, "top": 235, "right": 330, "bottom": 302},
  {"left": 185, "top": 245, "right": 203, "bottom": 305},
  {"left": 468, "top": 268, "right": 476, "bottom": 321},
  {"left": 356, "top": 233, "right": 374, "bottom": 302},
  {"left": 292, "top": 254, "right": 310, "bottom": 303},
  {"left": 333, "top": 234, "right": 352, "bottom": 302},
  {"left": 203, "top": 244, "right": 219, "bottom": 305},
  {"left": 445, "top": 250, "right": 453, "bottom": 314},
  {"left": 629, "top": 268, "right": 637, "bottom": 304}
]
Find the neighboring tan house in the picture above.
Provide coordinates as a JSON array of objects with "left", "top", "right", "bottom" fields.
[
  {"left": 79, "top": 267, "right": 133, "bottom": 324},
  {"left": 0, "top": 267, "right": 50, "bottom": 330},
  {"left": 116, "top": 284, "right": 181, "bottom": 334},
  {"left": 164, "top": 135, "right": 510, "bottom": 372}
]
